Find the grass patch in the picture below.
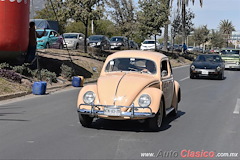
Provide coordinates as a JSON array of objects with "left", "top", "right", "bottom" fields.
[{"left": 0, "top": 78, "right": 30, "bottom": 95}]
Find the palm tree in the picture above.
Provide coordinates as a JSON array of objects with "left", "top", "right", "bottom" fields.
[
  {"left": 176, "top": 0, "right": 203, "bottom": 46},
  {"left": 219, "top": 19, "right": 235, "bottom": 47}
]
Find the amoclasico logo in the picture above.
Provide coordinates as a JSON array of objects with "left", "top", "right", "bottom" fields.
[{"left": 0, "top": 0, "right": 28, "bottom": 4}]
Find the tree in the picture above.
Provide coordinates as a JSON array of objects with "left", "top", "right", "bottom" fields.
[
  {"left": 219, "top": 19, "right": 235, "bottom": 47},
  {"left": 106, "top": 0, "right": 137, "bottom": 44},
  {"left": 175, "top": 0, "right": 203, "bottom": 45},
  {"left": 65, "top": 0, "right": 104, "bottom": 53},
  {"left": 193, "top": 25, "right": 209, "bottom": 50},
  {"left": 163, "top": 0, "right": 171, "bottom": 51},
  {"left": 34, "top": 0, "right": 67, "bottom": 33},
  {"left": 210, "top": 30, "right": 225, "bottom": 49},
  {"left": 94, "top": 19, "right": 120, "bottom": 37},
  {"left": 171, "top": 8, "right": 195, "bottom": 45},
  {"left": 138, "top": 0, "right": 168, "bottom": 50}
]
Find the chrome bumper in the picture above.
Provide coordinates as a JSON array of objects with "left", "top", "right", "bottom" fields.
[{"left": 77, "top": 104, "right": 155, "bottom": 118}]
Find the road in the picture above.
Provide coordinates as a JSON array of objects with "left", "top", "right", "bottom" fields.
[{"left": 0, "top": 66, "right": 239, "bottom": 159}]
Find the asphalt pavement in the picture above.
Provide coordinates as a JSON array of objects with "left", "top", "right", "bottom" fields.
[{"left": 0, "top": 65, "right": 239, "bottom": 159}]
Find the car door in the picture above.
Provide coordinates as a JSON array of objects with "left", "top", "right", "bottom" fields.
[{"left": 160, "top": 59, "right": 174, "bottom": 109}]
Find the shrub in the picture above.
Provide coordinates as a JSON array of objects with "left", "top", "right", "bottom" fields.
[
  {"left": 12, "top": 63, "right": 33, "bottom": 77},
  {"left": 33, "top": 69, "right": 57, "bottom": 83},
  {"left": 60, "top": 64, "right": 73, "bottom": 80},
  {"left": 0, "top": 69, "right": 22, "bottom": 83},
  {"left": 0, "top": 63, "right": 12, "bottom": 69}
]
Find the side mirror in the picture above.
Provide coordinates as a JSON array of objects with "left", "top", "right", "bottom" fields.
[
  {"left": 79, "top": 37, "right": 83, "bottom": 40},
  {"left": 50, "top": 35, "right": 54, "bottom": 38},
  {"left": 161, "top": 70, "right": 168, "bottom": 77}
]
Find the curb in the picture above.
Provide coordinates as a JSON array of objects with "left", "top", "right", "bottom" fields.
[{"left": 0, "top": 80, "right": 97, "bottom": 102}]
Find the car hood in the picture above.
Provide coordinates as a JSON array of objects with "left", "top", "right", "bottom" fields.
[
  {"left": 64, "top": 38, "right": 78, "bottom": 42},
  {"left": 192, "top": 61, "right": 222, "bottom": 69},
  {"left": 97, "top": 72, "right": 159, "bottom": 106},
  {"left": 89, "top": 40, "right": 101, "bottom": 43}
]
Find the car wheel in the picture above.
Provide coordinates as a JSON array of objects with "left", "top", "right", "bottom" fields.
[
  {"left": 148, "top": 100, "right": 164, "bottom": 131},
  {"left": 75, "top": 43, "right": 79, "bottom": 50},
  {"left": 190, "top": 74, "right": 195, "bottom": 79},
  {"left": 78, "top": 113, "right": 93, "bottom": 127},
  {"left": 218, "top": 72, "right": 224, "bottom": 80},
  {"left": 59, "top": 43, "right": 63, "bottom": 49},
  {"left": 46, "top": 43, "right": 50, "bottom": 49},
  {"left": 170, "top": 101, "right": 178, "bottom": 117},
  {"left": 101, "top": 45, "right": 104, "bottom": 51}
]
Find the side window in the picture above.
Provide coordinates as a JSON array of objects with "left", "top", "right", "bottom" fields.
[{"left": 161, "top": 60, "right": 168, "bottom": 77}]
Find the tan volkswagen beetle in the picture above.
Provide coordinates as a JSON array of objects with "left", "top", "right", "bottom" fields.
[{"left": 77, "top": 50, "right": 181, "bottom": 130}]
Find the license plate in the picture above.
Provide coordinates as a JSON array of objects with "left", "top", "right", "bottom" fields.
[
  {"left": 202, "top": 70, "right": 208, "bottom": 75},
  {"left": 104, "top": 107, "right": 121, "bottom": 116}
]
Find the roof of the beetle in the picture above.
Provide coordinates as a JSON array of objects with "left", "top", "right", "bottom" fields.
[{"left": 106, "top": 50, "right": 167, "bottom": 62}]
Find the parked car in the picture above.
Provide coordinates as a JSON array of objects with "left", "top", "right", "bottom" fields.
[
  {"left": 190, "top": 54, "right": 225, "bottom": 80},
  {"left": 88, "top": 35, "right": 110, "bottom": 50},
  {"left": 187, "top": 46, "right": 194, "bottom": 52},
  {"left": 140, "top": 39, "right": 160, "bottom": 51},
  {"left": 62, "top": 33, "right": 86, "bottom": 49},
  {"left": 110, "top": 36, "right": 129, "bottom": 50},
  {"left": 36, "top": 29, "right": 63, "bottom": 49},
  {"left": 76, "top": 50, "right": 181, "bottom": 131},
  {"left": 129, "top": 40, "right": 139, "bottom": 50}
]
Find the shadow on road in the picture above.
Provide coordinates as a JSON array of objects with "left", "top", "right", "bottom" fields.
[{"left": 87, "top": 110, "right": 185, "bottom": 132}]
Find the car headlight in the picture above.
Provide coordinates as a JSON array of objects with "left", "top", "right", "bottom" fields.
[
  {"left": 97, "top": 42, "right": 101, "bottom": 46},
  {"left": 83, "top": 91, "right": 95, "bottom": 104},
  {"left": 138, "top": 94, "right": 151, "bottom": 107},
  {"left": 190, "top": 65, "right": 195, "bottom": 70},
  {"left": 117, "top": 43, "right": 123, "bottom": 46},
  {"left": 216, "top": 66, "right": 222, "bottom": 71}
]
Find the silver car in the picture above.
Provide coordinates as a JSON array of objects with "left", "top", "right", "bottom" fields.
[{"left": 63, "top": 33, "right": 86, "bottom": 49}]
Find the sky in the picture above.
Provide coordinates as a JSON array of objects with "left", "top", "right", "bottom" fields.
[{"left": 170, "top": 0, "right": 240, "bottom": 31}]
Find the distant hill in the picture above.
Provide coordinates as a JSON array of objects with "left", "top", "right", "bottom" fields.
[{"left": 30, "top": 0, "right": 46, "bottom": 19}]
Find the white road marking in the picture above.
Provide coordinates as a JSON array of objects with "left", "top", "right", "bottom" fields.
[
  {"left": 233, "top": 98, "right": 240, "bottom": 114},
  {"left": 179, "top": 76, "right": 189, "bottom": 81},
  {"left": 27, "top": 141, "right": 35, "bottom": 143},
  {"left": 173, "top": 65, "right": 190, "bottom": 70}
]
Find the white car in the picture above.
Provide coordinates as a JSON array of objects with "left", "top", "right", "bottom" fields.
[
  {"left": 140, "top": 39, "right": 160, "bottom": 51},
  {"left": 63, "top": 33, "right": 86, "bottom": 49}
]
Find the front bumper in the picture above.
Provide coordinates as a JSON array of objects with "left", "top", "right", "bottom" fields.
[
  {"left": 224, "top": 63, "right": 240, "bottom": 69},
  {"left": 78, "top": 104, "right": 155, "bottom": 118},
  {"left": 191, "top": 69, "right": 222, "bottom": 77}
]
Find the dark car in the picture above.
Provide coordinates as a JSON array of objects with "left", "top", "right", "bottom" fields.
[
  {"left": 129, "top": 40, "right": 139, "bottom": 50},
  {"left": 88, "top": 35, "right": 110, "bottom": 50},
  {"left": 110, "top": 36, "right": 129, "bottom": 50},
  {"left": 190, "top": 54, "right": 225, "bottom": 80}
]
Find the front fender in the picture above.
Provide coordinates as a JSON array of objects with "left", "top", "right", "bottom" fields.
[
  {"left": 77, "top": 84, "right": 100, "bottom": 109},
  {"left": 171, "top": 80, "right": 181, "bottom": 108},
  {"left": 133, "top": 88, "right": 164, "bottom": 114}
]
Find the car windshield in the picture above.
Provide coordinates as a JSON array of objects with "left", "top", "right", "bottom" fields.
[
  {"left": 196, "top": 55, "right": 222, "bottom": 62},
  {"left": 221, "top": 49, "right": 240, "bottom": 55},
  {"left": 110, "top": 37, "right": 123, "bottom": 42},
  {"left": 105, "top": 58, "right": 156, "bottom": 74},
  {"left": 36, "top": 31, "right": 49, "bottom": 36},
  {"left": 89, "top": 36, "right": 102, "bottom": 41},
  {"left": 143, "top": 41, "right": 155, "bottom": 44},
  {"left": 63, "top": 34, "right": 78, "bottom": 39}
]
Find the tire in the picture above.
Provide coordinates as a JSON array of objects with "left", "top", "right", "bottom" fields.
[
  {"left": 218, "top": 72, "right": 224, "bottom": 80},
  {"left": 78, "top": 113, "right": 93, "bottom": 127},
  {"left": 190, "top": 73, "right": 194, "bottom": 79},
  {"left": 46, "top": 43, "right": 50, "bottom": 49},
  {"left": 75, "top": 43, "right": 79, "bottom": 50},
  {"left": 170, "top": 102, "right": 178, "bottom": 117},
  {"left": 148, "top": 100, "right": 164, "bottom": 131},
  {"left": 59, "top": 43, "right": 63, "bottom": 49}
]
